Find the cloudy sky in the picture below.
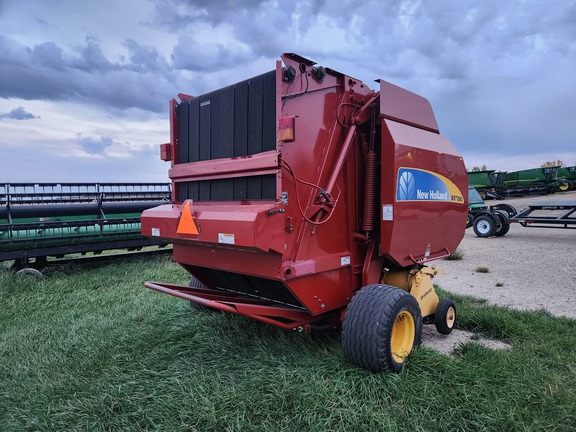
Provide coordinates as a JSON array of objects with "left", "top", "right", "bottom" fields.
[{"left": 1, "top": 0, "right": 575, "bottom": 183}]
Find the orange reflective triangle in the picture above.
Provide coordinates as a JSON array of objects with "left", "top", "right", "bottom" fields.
[{"left": 177, "top": 201, "right": 199, "bottom": 235}]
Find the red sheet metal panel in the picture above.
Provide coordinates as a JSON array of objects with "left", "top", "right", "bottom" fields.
[
  {"left": 379, "top": 80, "right": 439, "bottom": 133},
  {"left": 141, "top": 201, "right": 286, "bottom": 254},
  {"left": 379, "top": 119, "right": 468, "bottom": 267}
]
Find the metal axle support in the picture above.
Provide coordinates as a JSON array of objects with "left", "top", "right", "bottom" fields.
[{"left": 381, "top": 266, "right": 444, "bottom": 319}]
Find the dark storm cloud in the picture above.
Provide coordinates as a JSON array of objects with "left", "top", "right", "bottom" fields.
[
  {"left": 124, "top": 39, "right": 169, "bottom": 72},
  {"left": 152, "top": 0, "right": 271, "bottom": 27},
  {"left": 0, "top": 0, "right": 574, "bottom": 179},
  {"left": 0, "top": 35, "right": 177, "bottom": 112},
  {"left": 71, "top": 37, "right": 115, "bottom": 72},
  {"left": 78, "top": 135, "right": 114, "bottom": 154},
  {"left": 148, "top": 0, "right": 576, "bottom": 162},
  {"left": 0, "top": 106, "right": 38, "bottom": 120},
  {"left": 155, "top": 0, "right": 294, "bottom": 68}
]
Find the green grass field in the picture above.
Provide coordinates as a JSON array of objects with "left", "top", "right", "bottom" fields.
[{"left": 1, "top": 255, "right": 575, "bottom": 431}]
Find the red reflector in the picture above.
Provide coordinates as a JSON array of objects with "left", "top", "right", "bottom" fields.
[
  {"left": 278, "top": 116, "right": 295, "bottom": 142},
  {"left": 160, "top": 143, "right": 172, "bottom": 161}
]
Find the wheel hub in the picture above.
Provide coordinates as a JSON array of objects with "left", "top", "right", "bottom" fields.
[
  {"left": 391, "top": 310, "right": 416, "bottom": 363},
  {"left": 477, "top": 220, "right": 491, "bottom": 234}
]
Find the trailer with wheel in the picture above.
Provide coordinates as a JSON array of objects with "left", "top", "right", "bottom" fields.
[
  {"left": 472, "top": 200, "right": 576, "bottom": 237},
  {"left": 141, "top": 53, "right": 468, "bottom": 373},
  {"left": 1, "top": 182, "right": 172, "bottom": 273}
]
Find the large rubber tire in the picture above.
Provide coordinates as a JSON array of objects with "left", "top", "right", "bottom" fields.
[
  {"left": 15, "top": 267, "right": 44, "bottom": 279},
  {"left": 473, "top": 214, "right": 497, "bottom": 237},
  {"left": 559, "top": 183, "right": 570, "bottom": 192},
  {"left": 494, "top": 211, "right": 510, "bottom": 237},
  {"left": 559, "top": 180, "right": 573, "bottom": 192},
  {"left": 342, "top": 284, "right": 423, "bottom": 373},
  {"left": 434, "top": 298, "right": 456, "bottom": 335},
  {"left": 478, "top": 188, "right": 489, "bottom": 200}
]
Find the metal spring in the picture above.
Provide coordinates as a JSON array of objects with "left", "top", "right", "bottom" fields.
[{"left": 362, "top": 150, "right": 376, "bottom": 233}]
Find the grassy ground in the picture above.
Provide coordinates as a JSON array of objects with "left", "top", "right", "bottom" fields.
[{"left": 1, "top": 255, "right": 575, "bottom": 431}]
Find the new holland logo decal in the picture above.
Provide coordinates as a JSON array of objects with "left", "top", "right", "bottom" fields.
[{"left": 397, "top": 168, "right": 464, "bottom": 203}]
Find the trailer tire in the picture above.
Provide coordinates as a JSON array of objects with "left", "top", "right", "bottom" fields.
[
  {"left": 492, "top": 204, "right": 517, "bottom": 218},
  {"left": 434, "top": 298, "right": 456, "bottom": 335},
  {"left": 473, "top": 213, "right": 497, "bottom": 237},
  {"left": 493, "top": 211, "right": 510, "bottom": 237},
  {"left": 342, "top": 284, "right": 422, "bottom": 373}
]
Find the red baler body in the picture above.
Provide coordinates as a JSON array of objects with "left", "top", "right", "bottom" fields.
[{"left": 142, "top": 53, "right": 467, "bottom": 330}]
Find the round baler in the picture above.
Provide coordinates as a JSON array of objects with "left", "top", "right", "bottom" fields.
[{"left": 141, "top": 53, "right": 468, "bottom": 373}]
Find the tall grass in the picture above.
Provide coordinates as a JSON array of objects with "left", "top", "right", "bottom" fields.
[{"left": 1, "top": 255, "right": 575, "bottom": 431}]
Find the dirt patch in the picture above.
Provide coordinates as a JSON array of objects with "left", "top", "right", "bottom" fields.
[
  {"left": 423, "top": 190, "right": 576, "bottom": 355},
  {"left": 421, "top": 327, "right": 511, "bottom": 356}
]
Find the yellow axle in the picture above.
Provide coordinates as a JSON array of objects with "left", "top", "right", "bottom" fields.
[{"left": 381, "top": 266, "right": 444, "bottom": 318}]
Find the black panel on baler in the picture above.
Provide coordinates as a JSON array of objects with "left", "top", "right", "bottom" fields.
[
  {"left": 208, "top": 269, "right": 304, "bottom": 309},
  {"left": 176, "top": 71, "right": 276, "bottom": 201}
]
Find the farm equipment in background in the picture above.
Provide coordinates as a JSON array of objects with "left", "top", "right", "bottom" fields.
[
  {"left": 466, "top": 185, "right": 576, "bottom": 237},
  {"left": 468, "top": 170, "right": 506, "bottom": 199},
  {"left": 141, "top": 53, "right": 468, "bottom": 373},
  {"left": 471, "top": 200, "right": 576, "bottom": 237},
  {"left": 469, "top": 167, "right": 569, "bottom": 199},
  {"left": 1, "top": 183, "right": 171, "bottom": 275},
  {"left": 503, "top": 167, "right": 566, "bottom": 195},
  {"left": 558, "top": 166, "right": 576, "bottom": 191},
  {"left": 467, "top": 186, "right": 515, "bottom": 237}
]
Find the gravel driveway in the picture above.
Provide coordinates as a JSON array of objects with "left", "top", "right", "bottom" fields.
[{"left": 438, "top": 190, "right": 576, "bottom": 319}]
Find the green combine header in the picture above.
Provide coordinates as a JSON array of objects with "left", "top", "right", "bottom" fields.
[{"left": 1, "top": 183, "right": 171, "bottom": 272}]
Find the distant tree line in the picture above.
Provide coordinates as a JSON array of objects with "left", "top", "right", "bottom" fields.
[{"left": 540, "top": 159, "right": 565, "bottom": 168}]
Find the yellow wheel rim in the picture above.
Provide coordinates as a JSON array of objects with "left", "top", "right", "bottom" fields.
[
  {"left": 559, "top": 183, "right": 570, "bottom": 191},
  {"left": 391, "top": 310, "right": 416, "bottom": 363},
  {"left": 446, "top": 306, "right": 456, "bottom": 328}
]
